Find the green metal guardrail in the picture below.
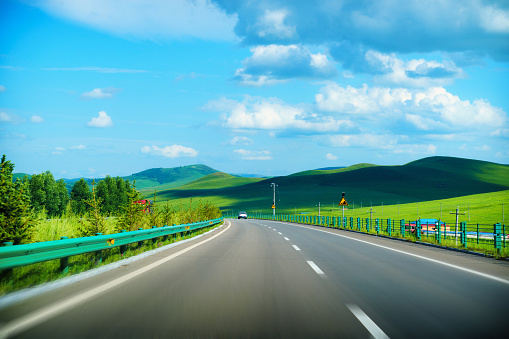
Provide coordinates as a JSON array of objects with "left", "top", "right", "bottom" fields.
[{"left": 0, "top": 217, "right": 224, "bottom": 273}]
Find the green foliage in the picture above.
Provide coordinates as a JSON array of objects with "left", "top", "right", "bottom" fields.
[
  {"left": 28, "top": 171, "right": 69, "bottom": 217},
  {"left": 78, "top": 180, "right": 107, "bottom": 237},
  {"left": 0, "top": 155, "right": 36, "bottom": 244},
  {"left": 116, "top": 181, "right": 147, "bottom": 232},
  {"left": 95, "top": 176, "right": 130, "bottom": 216},
  {"left": 70, "top": 178, "right": 92, "bottom": 215}
]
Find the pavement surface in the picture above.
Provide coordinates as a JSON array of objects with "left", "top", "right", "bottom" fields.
[{"left": 1, "top": 218, "right": 508, "bottom": 338}]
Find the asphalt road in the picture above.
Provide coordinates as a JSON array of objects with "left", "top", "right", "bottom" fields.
[{"left": 1, "top": 218, "right": 509, "bottom": 338}]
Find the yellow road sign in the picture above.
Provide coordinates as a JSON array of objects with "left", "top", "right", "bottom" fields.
[
  {"left": 339, "top": 197, "right": 348, "bottom": 206},
  {"left": 272, "top": 204, "right": 275, "bottom": 209}
]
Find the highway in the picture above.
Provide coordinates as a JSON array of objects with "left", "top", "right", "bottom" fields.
[{"left": 1, "top": 218, "right": 509, "bottom": 338}]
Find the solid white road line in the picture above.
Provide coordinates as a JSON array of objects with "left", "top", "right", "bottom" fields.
[
  {"left": 292, "top": 245, "right": 301, "bottom": 251},
  {"left": 307, "top": 261, "right": 325, "bottom": 275},
  {"left": 347, "top": 304, "right": 389, "bottom": 339},
  {"left": 284, "top": 237, "right": 289, "bottom": 241},
  {"left": 0, "top": 221, "right": 232, "bottom": 339},
  {"left": 285, "top": 222, "right": 509, "bottom": 286}
]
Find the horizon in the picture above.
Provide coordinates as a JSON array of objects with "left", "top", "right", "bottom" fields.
[{"left": 1, "top": 0, "right": 508, "bottom": 178}]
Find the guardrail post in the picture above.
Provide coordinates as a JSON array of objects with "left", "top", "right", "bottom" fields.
[
  {"left": 349, "top": 217, "right": 353, "bottom": 229},
  {"left": 387, "top": 219, "right": 392, "bottom": 236},
  {"left": 460, "top": 222, "right": 467, "bottom": 248},
  {"left": 375, "top": 219, "right": 379, "bottom": 234},
  {"left": 494, "top": 223, "right": 502, "bottom": 254},
  {"left": 400, "top": 219, "right": 406, "bottom": 238},
  {"left": 95, "top": 233, "right": 103, "bottom": 264},
  {"left": 152, "top": 226, "right": 158, "bottom": 245},
  {"left": 356, "top": 217, "right": 360, "bottom": 231},
  {"left": 1, "top": 242, "right": 13, "bottom": 279},
  {"left": 120, "top": 230, "right": 127, "bottom": 255},
  {"left": 366, "top": 218, "right": 370, "bottom": 233},
  {"left": 137, "top": 228, "right": 144, "bottom": 248},
  {"left": 60, "top": 236, "right": 69, "bottom": 275}
]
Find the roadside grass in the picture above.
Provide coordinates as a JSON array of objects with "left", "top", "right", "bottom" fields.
[{"left": 0, "top": 223, "right": 221, "bottom": 296}]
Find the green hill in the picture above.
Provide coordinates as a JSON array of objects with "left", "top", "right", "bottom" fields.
[{"left": 152, "top": 156, "right": 509, "bottom": 214}]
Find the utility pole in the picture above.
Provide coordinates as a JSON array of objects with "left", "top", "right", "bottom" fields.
[
  {"left": 271, "top": 183, "right": 277, "bottom": 219},
  {"left": 450, "top": 206, "right": 466, "bottom": 246}
]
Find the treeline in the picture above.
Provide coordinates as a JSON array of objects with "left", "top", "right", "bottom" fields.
[
  {"left": 1, "top": 155, "right": 222, "bottom": 245},
  {"left": 19, "top": 173, "right": 132, "bottom": 217}
]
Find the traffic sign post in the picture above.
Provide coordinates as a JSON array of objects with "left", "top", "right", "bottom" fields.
[{"left": 339, "top": 192, "right": 349, "bottom": 220}]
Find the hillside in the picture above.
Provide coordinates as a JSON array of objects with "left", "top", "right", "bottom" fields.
[{"left": 152, "top": 156, "right": 509, "bottom": 214}]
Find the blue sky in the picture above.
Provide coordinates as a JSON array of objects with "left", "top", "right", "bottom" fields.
[{"left": 1, "top": 0, "right": 508, "bottom": 178}]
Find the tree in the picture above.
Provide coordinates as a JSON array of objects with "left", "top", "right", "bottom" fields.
[
  {"left": 78, "top": 180, "right": 106, "bottom": 237},
  {"left": 116, "top": 181, "right": 146, "bottom": 232},
  {"left": 0, "top": 155, "right": 36, "bottom": 244},
  {"left": 70, "top": 178, "right": 91, "bottom": 215}
]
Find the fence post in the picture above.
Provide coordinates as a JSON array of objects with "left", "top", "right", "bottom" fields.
[
  {"left": 95, "top": 233, "right": 103, "bottom": 264},
  {"left": 60, "top": 236, "right": 69, "bottom": 275},
  {"left": 376, "top": 218, "right": 379, "bottom": 234},
  {"left": 435, "top": 221, "right": 441, "bottom": 244},
  {"left": 366, "top": 218, "right": 370, "bottom": 233},
  {"left": 350, "top": 217, "right": 353, "bottom": 229},
  {"left": 357, "top": 217, "right": 360, "bottom": 231},
  {"left": 401, "top": 219, "right": 406, "bottom": 238},
  {"left": 460, "top": 222, "right": 467, "bottom": 248},
  {"left": 494, "top": 223, "right": 502, "bottom": 254},
  {"left": 416, "top": 220, "right": 421, "bottom": 241},
  {"left": 387, "top": 219, "right": 392, "bottom": 237},
  {"left": 137, "top": 228, "right": 144, "bottom": 248}
]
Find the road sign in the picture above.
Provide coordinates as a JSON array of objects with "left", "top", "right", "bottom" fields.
[
  {"left": 339, "top": 192, "right": 348, "bottom": 206},
  {"left": 272, "top": 204, "right": 275, "bottom": 209}
]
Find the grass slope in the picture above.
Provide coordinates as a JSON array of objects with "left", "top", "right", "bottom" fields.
[{"left": 152, "top": 156, "right": 509, "bottom": 217}]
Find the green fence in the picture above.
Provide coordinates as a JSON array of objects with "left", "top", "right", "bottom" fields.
[{"left": 0, "top": 218, "right": 224, "bottom": 274}]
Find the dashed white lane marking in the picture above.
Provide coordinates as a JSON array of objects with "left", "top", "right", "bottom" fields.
[
  {"left": 292, "top": 245, "right": 301, "bottom": 251},
  {"left": 278, "top": 232, "right": 282, "bottom": 235},
  {"left": 284, "top": 237, "right": 289, "bottom": 241},
  {"left": 273, "top": 229, "right": 277, "bottom": 232},
  {"left": 0, "top": 221, "right": 232, "bottom": 339},
  {"left": 347, "top": 304, "right": 389, "bottom": 339},
  {"left": 307, "top": 261, "right": 325, "bottom": 275}
]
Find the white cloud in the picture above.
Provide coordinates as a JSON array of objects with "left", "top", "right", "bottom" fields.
[
  {"left": 480, "top": 5, "right": 509, "bottom": 33},
  {"left": 392, "top": 144, "right": 437, "bottom": 155},
  {"left": 141, "top": 145, "right": 198, "bottom": 158},
  {"left": 87, "top": 111, "right": 113, "bottom": 128},
  {"left": 80, "top": 87, "right": 119, "bottom": 99},
  {"left": 52, "top": 146, "right": 65, "bottom": 155},
  {"left": 234, "top": 149, "right": 272, "bottom": 160},
  {"left": 234, "top": 44, "right": 337, "bottom": 85},
  {"left": 34, "top": 0, "right": 237, "bottom": 41},
  {"left": 325, "top": 153, "right": 338, "bottom": 160},
  {"left": 70, "top": 144, "right": 87, "bottom": 150},
  {"left": 0, "top": 112, "right": 24, "bottom": 124},
  {"left": 329, "top": 134, "right": 398, "bottom": 148},
  {"left": 227, "top": 136, "right": 253, "bottom": 145},
  {"left": 30, "top": 115, "right": 44, "bottom": 123},
  {"left": 255, "top": 9, "right": 296, "bottom": 39},
  {"left": 217, "top": 96, "right": 353, "bottom": 132},
  {"left": 315, "top": 83, "right": 508, "bottom": 131},
  {"left": 0, "top": 85, "right": 5, "bottom": 92}
]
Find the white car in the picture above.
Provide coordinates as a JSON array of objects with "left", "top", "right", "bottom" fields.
[{"left": 238, "top": 211, "right": 247, "bottom": 219}]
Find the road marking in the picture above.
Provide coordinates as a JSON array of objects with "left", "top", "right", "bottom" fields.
[
  {"left": 307, "top": 261, "right": 325, "bottom": 275},
  {"left": 284, "top": 237, "right": 289, "bottom": 241},
  {"left": 285, "top": 222, "right": 509, "bottom": 286},
  {"left": 273, "top": 229, "right": 277, "bottom": 231},
  {"left": 0, "top": 221, "right": 232, "bottom": 339},
  {"left": 278, "top": 232, "right": 282, "bottom": 235},
  {"left": 292, "top": 245, "right": 301, "bottom": 251},
  {"left": 347, "top": 304, "right": 389, "bottom": 339}
]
